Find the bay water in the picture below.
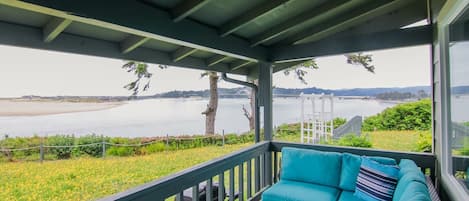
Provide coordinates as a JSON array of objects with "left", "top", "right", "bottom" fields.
[{"left": 0, "top": 98, "right": 396, "bottom": 137}]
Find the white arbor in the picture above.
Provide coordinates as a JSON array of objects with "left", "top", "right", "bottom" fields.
[{"left": 300, "top": 93, "right": 334, "bottom": 144}]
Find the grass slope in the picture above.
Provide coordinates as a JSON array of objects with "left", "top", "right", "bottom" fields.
[
  {"left": 0, "top": 143, "right": 251, "bottom": 201},
  {"left": 0, "top": 130, "right": 428, "bottom": 201}
]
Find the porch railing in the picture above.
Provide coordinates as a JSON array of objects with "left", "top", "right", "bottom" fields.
[
  {"left": 100, "top": 141, "right": 438, "bottom": 201},
  {"left": 99, "top": 141, "right": 270, "bottom": 201}
]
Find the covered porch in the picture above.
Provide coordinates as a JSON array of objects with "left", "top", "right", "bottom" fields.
[{"left": 0, "top": 0, "right": 468, "bottom": 200}]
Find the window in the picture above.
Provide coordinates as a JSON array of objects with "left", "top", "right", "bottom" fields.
[{"left": 448, "top": 9, "right": 469, "bottom": 195}]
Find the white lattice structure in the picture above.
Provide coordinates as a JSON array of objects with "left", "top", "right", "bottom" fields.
[{"left": 300, "top": 93, "right": 334, "bottom": 144}]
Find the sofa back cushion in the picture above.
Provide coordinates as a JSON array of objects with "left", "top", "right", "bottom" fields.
[
  {"left": 281, "top": 147, "right": 342, "bottom": 188},
  {"left": 339, "top": 153, "right": 397, "bottom": 191}
]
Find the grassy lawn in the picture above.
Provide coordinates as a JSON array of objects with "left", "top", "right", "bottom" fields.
[
  {"left": 364, "top": 130, "right": 428, "bottom": 152},
  {"left": 0, "top": 143, "right": 252, "bottom": 201},
  {"left": 275, "top": 130, "right": 430, "bottom": 152},
  {"left": 0, "top": 130, "right": 430, "bottom": 201}
]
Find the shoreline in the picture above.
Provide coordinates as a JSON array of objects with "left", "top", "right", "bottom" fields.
[{"left": 0, "top": 100, "right": 125, "bottom": 116}]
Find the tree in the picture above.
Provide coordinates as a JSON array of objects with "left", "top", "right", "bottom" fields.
[
  {"left": 242, "top": 53, "right": 374, "bottom": 131},
  {"left": 122, "top": 61, "right": 218, "bottom": 135},
  {"left": 122, "top": 61, "right": 165, "bottom": 97},
  {"left": 200, "top": 71, "right": 219, "bottom": 135}
]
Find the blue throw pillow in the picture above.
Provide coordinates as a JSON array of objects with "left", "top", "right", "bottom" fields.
[{"left": 354, "top": 157, "right": 400, "bottom": 201}]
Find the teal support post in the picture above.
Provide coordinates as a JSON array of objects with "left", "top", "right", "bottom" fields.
[{"left": 258, "top": 62, "right": 273, "bottom": 186}]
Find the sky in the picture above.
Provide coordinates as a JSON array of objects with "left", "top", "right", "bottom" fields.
[{"left": 0, "top": 44, "right": 431, "bottom": 97}]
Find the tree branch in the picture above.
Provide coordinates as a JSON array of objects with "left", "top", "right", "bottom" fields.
[{"left": 242, "top": 104, "right": 252, "bottom": 121}]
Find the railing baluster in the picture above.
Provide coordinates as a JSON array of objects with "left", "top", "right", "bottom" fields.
[
  {"left": 238, "top": 163, "right": 244, "bottom": 201},
  {"left": 273, "top": 151, "right": 278, "bottom": 183},
  {"left": 176, "top": 191, "right": 184, "bottom": 201},
  {"left": 254, "top": 156, "right": 260, "bottom": 192},
  {"left": 260, "top": 153, "right": 264, "bottom": 188},
  {"left": 218, "top": 172, "right": 225, "bottom": 201},
  {"left": 229, "top": 168, "right": 235, "bottom": 201},
  {"left": 206, "top": 178, "right": 213, "bottom": 201},
  {"left": 247, "top": 159, "right": 252, "bottom": 198},
  {"left": 192, "top": 184, "right": 199, "bottom": 201}
]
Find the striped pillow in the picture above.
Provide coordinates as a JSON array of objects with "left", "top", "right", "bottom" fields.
[{"left": 354, "top": 157, "right": 400, "bottom": 201}]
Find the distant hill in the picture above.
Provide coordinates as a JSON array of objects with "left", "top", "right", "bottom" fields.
[
  {"left": 16, "top": 85, "right": 469, "bottom": 101},
  {"left": 154, "top": 86, "right": 433, "bottom": 98}
]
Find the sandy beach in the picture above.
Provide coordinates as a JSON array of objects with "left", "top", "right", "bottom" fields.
[{"left": 0, "top": 100, "right": 125, "bottom": 116}]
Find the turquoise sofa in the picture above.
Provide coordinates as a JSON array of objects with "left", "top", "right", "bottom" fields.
[{"left": 262, "top": 147, "right": 431, "bottom": 201}]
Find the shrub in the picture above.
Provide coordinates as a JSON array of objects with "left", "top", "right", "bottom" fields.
[
  {"left": 106, "top": 146, "right": 136, "bottom": 156},
  {"left": 274, "top": 117, "right": 347, "bottom": 137},
  {"left": 75, "top": 134, "right": 106, "bottom": 157},
  {"left": 140, "top": 142, "right": 166, "bottom": 155},
  {"left": 363, "top": 99, "right": 431, "bottom": 131},
  {"left": 332, "top": 118, "right": 347, "bottom": 129},
  {"left": 47, "top": 135, "right": 75, "bottom": 159},
  {"left": 337, "top": 134, "right": 372, "bottom": 148},
  {"left": 105, "top": 137, "right": 139, "bottom": 156},
  {"left": 457, "top": 137, "right": 469, "bottom": 156},
  {"left": 413, "top": 131, "right": 432, "bottom": 152}
]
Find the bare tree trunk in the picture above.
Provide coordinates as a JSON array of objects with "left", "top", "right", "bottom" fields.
[
  {"left": 242, "top": 80, "right": 257, "bottom": 131},
  {"left": 202, "top": 72, "right": 218, "bottom": 135}
]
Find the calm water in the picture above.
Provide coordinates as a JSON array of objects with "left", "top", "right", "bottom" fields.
[{"left": 0, "top": 98, "right": 396, "bottom": 137}]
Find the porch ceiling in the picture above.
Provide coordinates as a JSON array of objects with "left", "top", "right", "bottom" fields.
[{"left": 0, "top": 0, "right": 432, "bottom": 77}]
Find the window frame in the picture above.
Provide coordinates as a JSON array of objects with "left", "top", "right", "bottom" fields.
[{"left": 438, "top": 1, "right": 469, "bottom": 200}]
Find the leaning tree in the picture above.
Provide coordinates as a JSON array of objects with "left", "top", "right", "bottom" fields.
[{"left": 122, "top": 61, "right": 219, "bottom": 135}]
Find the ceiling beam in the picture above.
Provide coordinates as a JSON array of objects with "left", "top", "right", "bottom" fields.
[
  {"left": 271, "top": 25, "right": 432, "bottom": 62},
  {"left": 172, "top": 47, "right": 198, "bottom": 62},
  {"left": 206, "top": 55, "right": 229, "bottom": 66},
  {"left": 249, "top": 0, "right": 351, "bottom": 47},
  {"left": 273, "top": 60, "right": 308, "bottom": 73},
  {"left": 0, "top": 21, "right": 248, "bottom": 75},
  {"left": 219, "top": 0, "right": 288, "bottom": 37},
  {"left": 284, "top": 0, "right": 415, "bottom": 45},
  {"left": 43, "top": 17, "right": 72, "bottom": 42},
  {"left": 120, "top": 35, "right": 150, "bottom": 54},
  {"left": 230, "top": 60, "right": 253, "bottom": 71},
  {"left": 7, "top": 0, "right": 267, "bottom": 62},
  {"left": 326, "top": 0, "right": 427, "bottom": 39},
  {"left": 172, "top": 0, "right": 212, "bottom": 22}
]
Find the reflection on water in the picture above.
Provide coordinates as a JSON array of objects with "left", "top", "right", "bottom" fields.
[{"left": 0, "top": 98, "right": 396, "bottom": 137}]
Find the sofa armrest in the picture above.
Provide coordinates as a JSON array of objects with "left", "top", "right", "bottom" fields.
[{"left": 426, "top": 176, "right": 441, "bottom": 201}]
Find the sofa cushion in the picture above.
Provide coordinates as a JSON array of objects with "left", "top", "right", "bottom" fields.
[
  {"left": 281, "top": 147, "right": 342, "bottom": 187},
  {"left": 262, "top": 180, "right": 340, "bottom": 201},
  {"left": 338, "top": 191, "right": 362, "bottom": 201},
  {"left": 392, "top": 181, "right": 430, "bottom": 201},
  {"left": 340, "top": 153, "right": 397, "bottom": 191},
  {"left": 393, "top": 171, "right": 427, "bottom": 201},
  {"left": 354, "top": 157, "right": 400, "bottom": 201}
]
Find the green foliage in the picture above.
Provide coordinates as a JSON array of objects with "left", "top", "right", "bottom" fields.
[
  {"left": 459, "top": 148, "right": 469, "bottom": 156},
  {"left": 139, "top": 143, "right": 166, "bottom": 155},
  {"left": 122, "top": 61, "right": 167, "bottom": 97},
  {"left": 275, "top": 117, "right": 347, "bottom": 137},
  {"left": 47, "top": 135, "right": 74, "bottom": 159},
  {"left": 363, "top": 99, "right": 431, "bottom": 131},
  {"left": 457, "top": 137, "right": 469, "bottom": 156},
  {"left": 332, "top": 118, "right": 347, "bottom": 129},
  {"left": 75, "top": 134, "right": 106, "bottom": 157},
  {"left": 413, "top": 131, "right": 432, "bottom": 152},
  {"left": 337, "top": 134, "right": 372, "bottom": 148},
  {"left": 0, "top": 132, "right": 256, "bottom": 161},
  {"left": 346, "top": 53, "right": 375, "bottom": 73}
]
